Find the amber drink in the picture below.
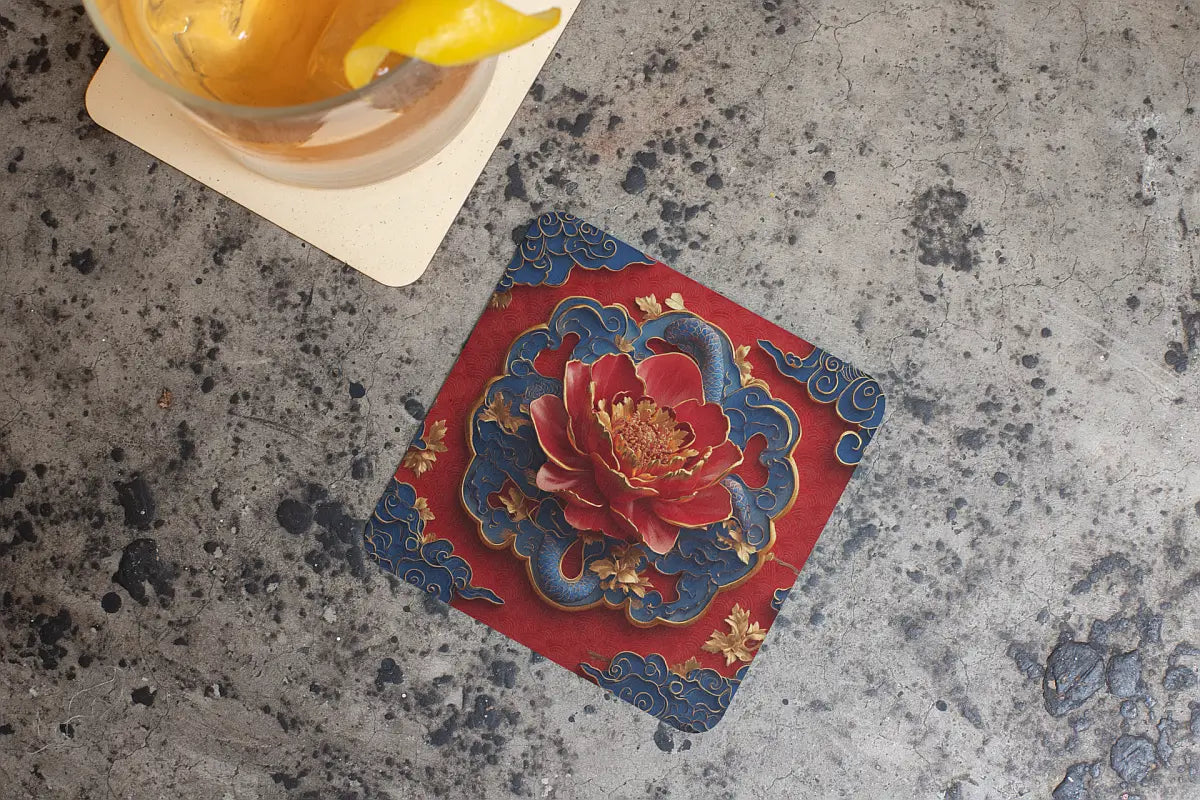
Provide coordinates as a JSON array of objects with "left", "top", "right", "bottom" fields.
[{"left": 84, "top": 0, "right": 495, "bottom": 187}]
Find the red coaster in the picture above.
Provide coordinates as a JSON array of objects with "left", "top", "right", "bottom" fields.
[{"left": 364, "top": 212, "right": 885, "bottom": 731}]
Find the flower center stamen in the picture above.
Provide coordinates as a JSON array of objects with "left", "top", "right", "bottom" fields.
[{"left": 599, "top": 396, "right": 698, "bottom": 475}]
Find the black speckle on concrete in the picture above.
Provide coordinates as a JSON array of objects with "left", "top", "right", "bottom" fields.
[
  {"left": 1110, "top": 734, "right": 1156, "bottom": 784},
  {"left": 634, "top": 150, "right": 657, "bottom": 170},
  {"left": 271, "top": 773, "right": 301, "bottom": 791},
  {"left": 308, "top": 500, "right": 367, "bottom": 580},
  {"left": 1070, "top": 553, "right": 1133, "bottom": 595},
  {"left": 1136, "top": 609, "right": 1163, "bottom": 646},
  {"left": 504, "top": 158, "right": 528, "bottom": 202},
  {"left": 841, "top": 523, "right": 878, "bottom": 557},
  {"left": 705, "top": 173, "right": 724, "bottom": 190},
  {"left": 37, "top": 609, "right": 71, "bottom": 647},
  {"left": 1163, "top": 309, "right": 1200, "bottom": 372},
  {"left": 823, "top": 170, "right": 837, "bottom": 185},
  {"left": 1052, "top": 762, "right": 1096, "bottom": 800},
  {"left": 653, "top": 722, "right": 675, "bottom": 752},
  {"left": 211, "top": 236, "right": 245, "bottom": 267},
  {"left": 1156, "top": 718, "right": 1174, "bottom": 765},
  {"left": 68, "top": 248, "right": 96, "bottom": 275},
  {"left": 113, "top": 538, "right": 177, "bottom": 606},
  {"left": 348, "top": 381, "right": 366, "bottom": 399},
  {"left": 374, "top": 658, "right": 402, "bottom": 690},
  {"left": 622, "top": 165, "right": 646, "bottom": 194},
  {"left": 464, "top": 694, "right": 502, "bottom": 731},
  {"left": 114, "top": 475, "right": 155, "bottom": 530},
  {"left": 428, "top": 711, "right": 459, "bottom": 746},
  {"left": 908, "top": 183, "right": 984, "bottom": 272},
  {"left": 955, "top": 427, "right": 986, "bottom": 451},
  {"left": 489, "top": 659, "right": 518, "bottom": 689},
  {"left": 0, "top": 724, "right": 13, "bottom": 735},
  {"left": 941, "top": 781, "right": 964, "bottom": 800},
  {"left": 35, "top": 609, "right": 72, "bottom": 669},
  {"left": 0, "top": 468, "right": 26, "bottom": 499},
  {"left": 1043, "top": 641, "right": 1105, "bottom": 716},
  {"left": 100, "top": 592, "right": 122, "bottom": 614},
  {"left": 404, "top": 397, "right": 425, "bottom": 420},
  {"left": 275, "top": 498, "right": 313, "bottom": 536},
  {"left": 903, "top": 396, "right": 936, "bottom": 424},
  {"left": 1107, "top": 650, "right": 1142, "bottom": 697},
  {"left": 562, "top": 112, "right": 592, "bottom": 137},
  {"left": 1007, "top": 643, "right": 1044, "bottom": 681},
  {"left": 1163, "top": 665, "right": 1197, "bottom": 692},
  {"left": 992, "top": 471, "right": 1010, "bottom": 486},
  {"left": 350, "top": 456, "right": 371, "bottom": 480},
  {"left": 1021, "top": 354, "right": 1039, "bottom": 368},
  {"left": 130, "top": 686, "right": 156, "bottom": 707},
  {"left": 175, "top": 422, "right": 195, "bottom": 462}
]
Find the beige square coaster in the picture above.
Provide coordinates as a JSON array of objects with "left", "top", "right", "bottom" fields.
[{"left": 84, "top": 1, "right": 579, "bottom": 287}]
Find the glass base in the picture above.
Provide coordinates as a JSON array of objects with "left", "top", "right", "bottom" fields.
[{"left": 193, "top": 58, "right": 497, "bottom": 190}]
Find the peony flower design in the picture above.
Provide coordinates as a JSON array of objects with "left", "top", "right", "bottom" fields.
[
  {"left": 529, "top": 352, "right": 744, "bottom": 554},
  {"left": 462, "top": 296, "right": 802, "bottom": 625}
]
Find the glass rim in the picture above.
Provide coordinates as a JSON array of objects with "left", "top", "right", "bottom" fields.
[{"left": 83, "top": 0, "right": 424, "bottom": 119}]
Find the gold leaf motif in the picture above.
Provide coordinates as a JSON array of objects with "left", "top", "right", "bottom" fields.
[
  {"left": 157, "top": 388, "right": 173, "bottom": 409},
  {"left": 413, "top": 497, "right": 435, "bottom": 523},
  {"left": 614, "top": 335, "right": 635, "bottom": 353},
  {"left": 479, "top": 393, "right": 529, "bottom": 436},
  {"left": 588, "top": 545, "right": 654, "bottom": 598},
  {"left": 717, "top": 520, "right": 756, "bottom": 565},
  {"left": 764, "top": 552, "right": 801, "bottom": 575},
  {"left": 733, "top": 344, "right": 769, "bottom": 390},
  {"left": 401, "top": 419, "right": 448, "bottom": 476},
  {"left": 499, "top": 485, "right": 533, "bottom": 522},
  {"left": 635, "top": 294, "right": 663, "bottom": 320},
  {"left": 424, "top": 419, "right": 448, "bottom": 451},
  {"left": 488, "top": 291, "right": 513, "bottom": 310},
  {"left": 402, "top": 449, "right": 435, "bottom": 476},
  {"left": 702, "top": 604, "right": 767, "bottom": 665},
  {"left": 670, "top": 656, "right": 703, "bottom": 677},
  {"left": 416, "top": 528, "right": 437, "bottom": 546},
  {"left": 665, "top": 292, "right": 686, "bottom": 311}
]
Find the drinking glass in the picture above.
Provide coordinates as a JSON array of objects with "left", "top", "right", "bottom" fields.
[{"left": 83, "top": 0, "right": 496, "bottom": 188}]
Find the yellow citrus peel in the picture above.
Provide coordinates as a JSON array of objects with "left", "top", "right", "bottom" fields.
[{"left": 345, "top": 0, "right": 561, "bottom": 89}]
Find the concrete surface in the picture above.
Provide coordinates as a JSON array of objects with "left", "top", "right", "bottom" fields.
[{"left": 2, "top": 1, "right": 1200, "bottom": 798}]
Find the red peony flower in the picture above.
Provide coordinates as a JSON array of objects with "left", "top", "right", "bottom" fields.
[{"left": 529, "top": 352, "right": 744, "bottom": 554}]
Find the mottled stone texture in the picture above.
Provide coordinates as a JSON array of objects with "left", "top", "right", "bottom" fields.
[{"left": 2, "top": 1, "right": 1199, "bottom": 798}]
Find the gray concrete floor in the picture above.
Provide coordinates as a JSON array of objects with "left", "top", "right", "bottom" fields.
[{"left": 3, "top": 1, "right": 1200, "bottom": 798}]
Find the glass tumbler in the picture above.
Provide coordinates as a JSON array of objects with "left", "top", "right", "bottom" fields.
[{"left": 83, "top": 0, "right": 496, "bottom": 188}]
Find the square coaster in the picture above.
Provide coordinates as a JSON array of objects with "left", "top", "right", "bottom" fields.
[
  {"left": 364, "top": 212, "right": 887, "bottom": 731},
  {"left": 83, "top": 0, "right": 579, "bottom": 287}
]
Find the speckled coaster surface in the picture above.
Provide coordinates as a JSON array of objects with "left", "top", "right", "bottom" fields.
[{"left": 361, "top": 212, "right": 887, "bottom": 731}]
